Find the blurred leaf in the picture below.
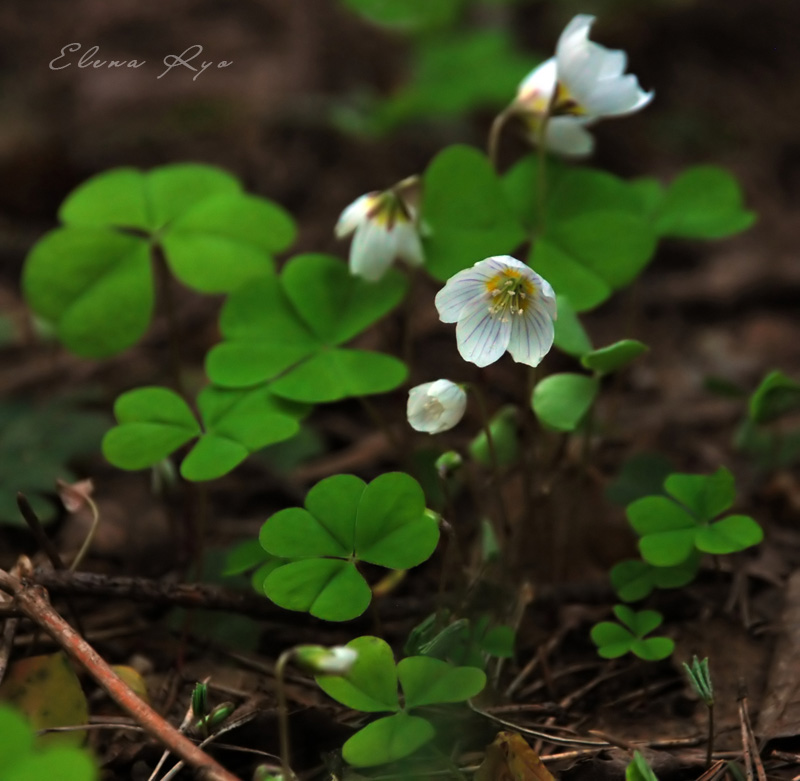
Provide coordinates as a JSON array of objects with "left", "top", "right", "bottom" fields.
[
  {"left": 397, "top": 656, "right": 485, "bottom": 708},
  {"left": 341, "top": 0, "right": 463, "bottom": 32},
  {"left": 422, "top": 145, "right": 526, "bottom": 280},
  {"left": 581, "top": 340, "right": 648, "bottom": 375},
  {"left": 0, "top": 653, "right": 88, "bottom": 748},
  {"left": 749, "top": 370, "right": 800, "bottom": 425},
  {"left": 469, "top": 405, "right": 518, "bottom": 467},
  {"left": 475, "top": 731, "right": 555, "bottom": 781},
  {"left": 605, "top": 452, "right": 673, "bottom": 506},
  {"left": 343, "top": 713, "right": 435, "bottom": 767},
  {"left": 553, "top": 295, "right": 592, "bottom": 358},
  {"left": 654, "top": 166, "right": 755, "bottom": 239},
  {"left": 664, "top": 467, "right": 735, "bottom": 521},
  {"left": 531, "top": 373, "right": 598, "bottom": 432}
]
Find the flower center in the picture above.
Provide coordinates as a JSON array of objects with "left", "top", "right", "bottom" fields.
[
  {"left": 423, "top": 398, "right": 444, "bottom": 418},
  {"left": 366, "top": 192, "right": 413, "bottom": 230},
  {"left": 551, "top": 82, "right": 586, "bottom": 116},
  {"left": 486, "top": 271, "right": 536, "bottom": 321}
]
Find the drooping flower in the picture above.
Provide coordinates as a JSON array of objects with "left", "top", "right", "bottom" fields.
[
  {"left": 435, "top": 256, "right": 556, "bottom": 368},
  {"left": 335, "top": 176, "right": 424, "bottom": 282},
  {"left": 512, "top": 15, "right": 653, "bottom": 156},
  {"left": 407, "top": 380, "right": 467, "bottom": 434},
  {"left": 294, "top": 645, "right": 358, "bottom": 676}
]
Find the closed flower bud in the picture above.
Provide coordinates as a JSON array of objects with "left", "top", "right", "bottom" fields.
[{"left": 407, "top": 380, "right": 467, "bottom": 434}]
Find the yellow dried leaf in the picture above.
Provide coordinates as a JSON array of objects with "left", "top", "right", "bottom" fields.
[
  {"left": 0, "top": 653, "right": 88, "bottom": 747},
  {"left": 475, "top": 731, "right": 557, "bottom": 781},
  {"left": 111, "top": 666, "right": 149, "bottom": 704}
]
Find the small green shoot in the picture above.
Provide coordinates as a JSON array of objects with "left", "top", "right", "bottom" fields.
[
  {"left": 259, "top": 473, "right": 439, "bottom": 620},
  {"left": 626, "top": 750, "right": 659, "bottom": 781},
  {"left": 591, "top": 605, "right": 674, "bottom": 661},
  {"left": 683, "top": 655, "right": 715, "bottom": 767},
  {"left": 315, "top": 636, "right": 486, "bottom": 767},
  {"left": 748, "top": 370, "right": 800, "bottom": 424}
]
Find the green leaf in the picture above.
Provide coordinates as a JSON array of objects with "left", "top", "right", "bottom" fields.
[
  {"left": 102, "top": 387, "right": 200, "bottom": 470},
  {"left": 529, "top": 167, "right": 657, "bottom": 311},
  {"left": 316, "top": 636, "right": 400, "bottom": 712},
  {"left": 502, "top": 155, "right": 565, "bottom": 233},
  {"left": 654, "top": 166, "right": 755, "bottom": 239},
  {"left": 59, "top": 163, "right": 241, "bottom": 231},
  {"left": 161, "top": 193, "right": 296, "bottom": 293},
  {"left": 614, "top": 606, "right": 663, "bottom": 637},
  {"left": 605, "top": 452, "right": 673, "bottom": 507},
  {"left": 180, "top": 386, "right": 301, "bottom": 481},
  {"left": 749, "top": 371, "right": 800, "bottom": 424},
  {"left": 610, "top": 555, "right": 700, "bottom": 602},
  {"left": 341, "top": 0, "right": 462, "bottom": 31},
  {"left": 481, "top": 625, "right": 515, "bottom": 658},
  {"left": 695, "top": 515, "right": 763, "bottom": 554},
  {"left": 468, "top": 405, "right": 518, "bottom": 468},
  {"left": 263, "top": 559, "right": 371, "bottom": 621},
  {"left": 638, "top": 530, "right": 698, "bottom": 567},
  {"left": 22, "top": 229, "right": 153, "bottom": 358},
  {"left": 590, "top": 622, "right": 634, "bottom": 658},
  {"left": 627, "top": 751, "right": 660, "bottom": 781},
  {"left": 342, "top": 713, "right": 435, "bottom": 768},
  {"left": 222, "top": 540, "right": 271, "bottom": 576},
  {"left": 553, "top": 295, "right": 592, "bottom": 358},
  {"left": 397, "top": 657, "right": 485, "bottom": 708},
  {"left": 355, "top": 473, "right": 438, "bottom": 568},
  {"left": 208, "top": 257, "right": 407, "bottom": 401},
  {"left": 630, "top": 636, "right": 675, "bottom": 661},
  {"left": 269, "top": 349, "right": 408, "bottom": 403},
  {"left": 422, "top": 145, "right": 526, "bottom": 280},
  {"left": 664, "top": 467, "right": 735, "bottom": 521},
  {"left": 281, "top": 254, "right": 407, "bottom": 344},
  {"left": 627, "top": 496, "right": 698, "bottom": 536},
  {"left": 581, "top": 340, "right": 648, "bottom": 375},
  {"left": 531, "top": 373, "right": 598, "bottom": 432}
]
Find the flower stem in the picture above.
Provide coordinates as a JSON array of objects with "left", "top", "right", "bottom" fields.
[
  {"left": 536, "top": 113, "right": 551, "bottom": 235},
  {"left": 471, "top": 383, "right": 511, "bottom": 542},
  {"left": 276, "top": 650, "right": 295, "bottom": 780},
  {"left": 68, "top": 495, "right": 100, "bottom": 573},
  {"left": 488, "top": 108, "right": 512, "bottom": 171},
  {"left": 707, "top": 703, "right": 715, "bottom": 768}
]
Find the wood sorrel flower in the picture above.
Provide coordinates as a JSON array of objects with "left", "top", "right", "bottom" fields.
[
  {"left": 435, "top": 256, "right": 556, "bottom": 368},
  {"left": 294, "top": 645, "right": 358, "bottom": 675},
  {"left": 335, "top": 177, "right": 424, "bottom": 282},
  {"left": 407, "top": 380, "right": 467, "bottom": 434},
  {"left": 513, "top": 15, "right": 653, "bottom": 156}
]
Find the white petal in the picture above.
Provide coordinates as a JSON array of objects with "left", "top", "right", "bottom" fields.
[
  {"left": 517, "top": 58, "right": 557, "bottom": 108},
  {"left": 435, "top": 265, "right": 495, "bottom": 323},
  {"left": 597, "top": 48, "right": 627, "bottom": 78},
  {"left": 507, "top": 302, "right": 555, "bottom": 367},
  {"left": 582, "top": 75, "right": 652, "bottom": 117},
  {"left": 534, "top": 117, "right": 594, "bottom": 157},
  {"left": 407, "top": 380, "right": 466, "bottom": 434},
  {"left": 556, "top": 15, "right": 597, "bottom": 80},
  {"left": 455, "top": 298, "right": 511, "bottom": 368},
  {"left": 349, "top": 220, "right": 396, "bottom": 281},
  {"left": 394, "top": 221, "right": 425, "bottom": 268},
  {"left": 335, "top": 193, "right": 374, "bottom": 238}
]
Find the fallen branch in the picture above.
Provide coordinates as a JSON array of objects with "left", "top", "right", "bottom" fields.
[{"left": 0, "top": 569, "right": 241, "bottom": 781}]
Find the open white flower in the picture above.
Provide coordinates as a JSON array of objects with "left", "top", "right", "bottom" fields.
[
  {"left": 513, "top": 15, "right": 652, "bottom": 155},
  {"left": 335, "top": 178, "right": 424, "bottom": 282},
  {"left": 435, "top": 256, "right": 556, "bottom": 368},
  {"left": 407, "top": 380, "right": 467, "bottom": 434}
]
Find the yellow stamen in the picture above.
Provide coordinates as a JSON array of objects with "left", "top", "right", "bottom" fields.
[{"left": 485, "top": 270, "right": 536, "bottom": 320}]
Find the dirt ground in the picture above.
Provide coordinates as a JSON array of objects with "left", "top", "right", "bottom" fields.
[{"left": 1, "top": 1, "right": 800, "bottom": 779}]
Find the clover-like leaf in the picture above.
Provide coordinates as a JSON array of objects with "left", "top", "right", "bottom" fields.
[
  {"left": 207, "top": 255, "right": 408, "bottom": 402},
  {"left": 104, "top": 385, "right": 301, "bottom": 481},
  {"left": 259, "top": 473, "right": 438, "bottom": 620},
  {"left": 161, "top": 193, "right": 295, "bottom": 293},
  {"left": 343, "top": 712, "right": 436, "bottom": 768},
  {"left": 695, "top": 515, "right": 764, "bottom": 555},
  {"left": 397, "top": 657, "right": 486, "bottom": 708},
  {"left": 23, "top": 229, "right": 153, "bottom": 358},
  {"left": 610, "top": 554, "right": 701, "bottom": 602},
  {"left": 654, "top": 166, "right": 755, "bottom": 239},
  {"left": 553, "top": 295, "right": 593, "bottom": 358},
  {"left": 316, "top": 636, "right": 400, "bottom": 713},
  {"left": 24, "top": 163, "right": 294, "bottom": 358},
  {"left": 664, "top": 467, "right": 735, "bottom": 522},
  {"left": 627, "top": 496, "right": 698, "bottom": 567},
  {"left": 102, "top": 387, "right": 200, "bottom": 470},
  {"left": 263, "top": 559, "right": 371, "bottom": 621},
  {"left": 581, "top": 340, "right": 648, "bottom": 375},
  {"left": 749, "top": 371, "right": 800, "bottom": 425},
  {"left": 422, "top": 145, "right": 526, "bottom": 280},
  {"left": 532, "top": 373, "right": 599, "bottom": 432},
  {"left": 592, "top": 607, "right": 673, "bottom": 661}
]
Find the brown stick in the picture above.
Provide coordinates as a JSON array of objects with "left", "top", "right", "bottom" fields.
[{"left": 0, "top": 570, "right": 240, "bottom": 781}]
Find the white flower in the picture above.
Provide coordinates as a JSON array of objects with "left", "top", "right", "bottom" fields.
[
  {"left": 335, "top": 180, "right": 424, "bottom": 282},
  {"left": 435, "top": 256, "right": 556, "bottom": 368},
  {"left": 295, "top": 645, "right": 358, "bottom": 676},
  {"left": 407, "top": 380, "right": 467, "bottom": 434},
  {"left": 513, "top": 15, "right": 652, "bottom": 155}
]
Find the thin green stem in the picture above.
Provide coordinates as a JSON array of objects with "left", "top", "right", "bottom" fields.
[
  {"left": 471, "top": 383, "right": 511, "bottom": 541},
  {"left": 488, "top": 108, "right": 512, "bottom": 171},
  {"left": 536, "top": 113, "right": 551, "bottom": 236},
  {"left": 68, "top": 496, "right": 100, "bottom": 573},
  {"left": 152, "top": 245, "right": 186, "bottom": 400},
  {"left": 276, "top": 650, "right": 295, "bottom": 781},
  {"left": 707, "top": 704, "right": 715, "bottom": 768}
]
